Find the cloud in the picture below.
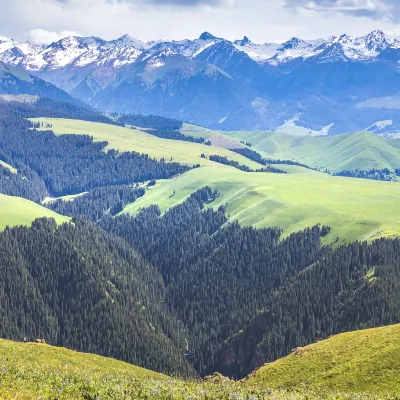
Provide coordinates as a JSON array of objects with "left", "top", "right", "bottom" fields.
[
  {"left": 53, "top": 0, "right": 231, "bottom": 6},
  {"left": 29, "top": 29, "right": 82, "bottom": 44},
  {"left": 283, "top": 0, "right": 400, "bottom": 20}
]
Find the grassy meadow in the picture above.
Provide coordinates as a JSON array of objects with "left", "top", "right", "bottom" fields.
[
  {"left": 245, "top": 324, "right": 400, "bottom": 395},
  {"left": 0, "top": 329, "right": 398, "bottom": 400},
  {"left": 29, "top": 118, "right": 400, "bottom": 243},
  {"left": 31, "top": 118, "right": 263, "bottom": 170},
  {"left": 219, "top": 129, "right": 400, "bottom": 172},
  {"left": 123, "top": 166, "right": 400, "bottom": 244},
  {"left": 0, "top": 194, "right": 70, "bottom": 231}
]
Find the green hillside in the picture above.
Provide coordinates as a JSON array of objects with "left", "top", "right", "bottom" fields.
[
  {"left": 0, "top": 331, "right": 397, "bottom": 400},
  {"left": 245, "top": 324, "right": 400, "bottom": 395},
  {"left": 0, "top": 194, "right": 69, "bottom": 231},
  {"left": 29, "top": 118, "right": 400, "bottom": 243},
  {"left": 213, "top": 129, "right": 400, "bottom": 172},
  {"left": 122, "top": 166, "right": 400, "bottom": 243},
  {"left": 31, "top": 118, "right": 264, "bottom": 170}
]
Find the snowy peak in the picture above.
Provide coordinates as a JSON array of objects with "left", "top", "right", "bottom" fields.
[
  {"left": 199, "top": 32, "right": 220, "bottom": 41},
  {"left": 0, "top": 30, "right": 400, "bottom": 72},
  {"left": 364, "top": 30, "right": 398, "bottom": 51},
  {"left": 234, "top": 36, "right": 252, "bottom": 47},
  {"left": 279, "top": 37, "right": 310, "bottom": 51},
  {"left": 112, "top": 34, "right": 145, "bottom": 50}
]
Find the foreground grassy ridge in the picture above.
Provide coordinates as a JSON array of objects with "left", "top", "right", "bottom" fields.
[
  {"left": 31, "top": 118, "right": 264, "bottom": 170},
  {"left": 245, "top": 325, "right": 400, "bottom": 395},
  {"left": 0, "top": 194, "right": 69, "bottom": 231},
  {"left": 219, "top": 130, "right": 400, "bottom": 172},
  {"left": 123, "top": 166, "right": 400, "bottom": 243},
  {"left": 0, "top": 338, "right": 395, "bottom": 400}
]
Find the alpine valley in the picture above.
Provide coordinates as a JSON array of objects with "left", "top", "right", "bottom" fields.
[
  {"left": 2, "top": 30, "right": 400, "bottom": 133},
  {"left": 1, "top": 25, "right": 400, "bottom": 400}
]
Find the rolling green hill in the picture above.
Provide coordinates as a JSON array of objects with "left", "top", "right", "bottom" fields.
[
  {"left": 244, "top": 324, "right": 400, "bottom": 395},
  {"left": 27, "top": 118, "right": 400, "bottom": 243},
  {"left": 0, "top": 327, "right": 398, "bottom": 399},
  {"left": 30, "top": 118, "right": 265, "bottom": 170},
  {"left": 217, "top": 129, "right": 400, "bottom": 172},
  {"left": 122, "top": 166, "right": 400, "bottom": 243},
  {"left": 0, "top": 194, "right": 69, "bottom": 231}
]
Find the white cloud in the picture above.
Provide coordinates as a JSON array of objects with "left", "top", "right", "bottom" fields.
[
  {"left": 1, "top": 0, "right": 400, "bottom": 45},
  {"left": 283, "top": 0, "right": 399, "bottom": 20},
  {"left": 29, "top": 28, "right": 81, "bottom": 44}
]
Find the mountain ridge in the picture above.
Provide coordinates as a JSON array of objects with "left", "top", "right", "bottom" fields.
[{"left": 2, "top": 30, "right": 400, "bottom": 133}]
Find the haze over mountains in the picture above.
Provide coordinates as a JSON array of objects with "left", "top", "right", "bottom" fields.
[{"left": 2, "top": 30, "right": 400, "bottom": 134}]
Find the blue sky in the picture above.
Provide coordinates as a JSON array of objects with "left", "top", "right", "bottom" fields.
[{"left": 1, "top": 0, "right": 400, "bottom": 44}]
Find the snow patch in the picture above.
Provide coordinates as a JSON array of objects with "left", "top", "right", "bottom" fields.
[{"left": 276, "top": 118, "right": 333, "bottom": 136}]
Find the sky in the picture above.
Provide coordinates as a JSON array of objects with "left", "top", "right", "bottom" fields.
[{"left": 1, "top": 0, "right": 400, "bottom": 44}]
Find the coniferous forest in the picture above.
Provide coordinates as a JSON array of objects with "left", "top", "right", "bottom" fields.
[{"left": 1, "top": 100, "right": 400, "bottom": 381}]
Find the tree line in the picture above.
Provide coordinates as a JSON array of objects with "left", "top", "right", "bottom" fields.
[
  {"left": 208, "top": 154, "right": 287, "bottom": 174},
  {"left": 230, "top": 147, "right": 314, "bottom": 170}
]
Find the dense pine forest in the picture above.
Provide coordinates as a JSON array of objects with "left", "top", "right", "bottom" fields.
[
  {"left": 0, "top": 101, "right": 190, "bottom": 201},
  {"left": 208, "top": 154, "right": 287, "bottom": 173},
  {"left": 48, "top": 185, "right": 146, "bottom": 221},
  {"left": 1, "top": 100, "right": 400, "bottom": 381},
  {"left": 142, "top": 128, "right": 211, "bottom": 145},
  {"left": 334, "top": 168, "right": 400, "bottom": 181},
  {"left": 230, "top": 147, "right": 313, "bottom": 169},
  {"left": 117, "top": 114, "right": 184, "bottom": 131}
]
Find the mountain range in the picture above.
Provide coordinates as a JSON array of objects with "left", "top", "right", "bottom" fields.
[{"left": 2, "top": 30, "right": 400, "bottom": 134}]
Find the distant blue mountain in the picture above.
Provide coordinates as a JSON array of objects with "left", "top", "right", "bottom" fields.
[{"left": 2, "top": 30, "right": 400, "bottom": 135}]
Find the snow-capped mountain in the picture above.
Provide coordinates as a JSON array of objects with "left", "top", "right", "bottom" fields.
[
  {"left": 1, "top": 30, "right": 398, "bottom": 72},
  {"left": 2, "top": 29, "right": 400, "bottom": 134}
]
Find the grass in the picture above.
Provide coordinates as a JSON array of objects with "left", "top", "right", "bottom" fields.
[
  {"left": 28, "top": 118, "right": 400, "bottom": 243},
  {"left": 218, "top": 129, "right": 400, "bottom": 172},
  {"left": 0, "top": 194, "right": 70, "bottom": 231},
  {"left": 30, "top": 118, "right": 264, "bottom": 170},
  {"left": 0, "top": 333, "right": 397, "bottom": 399},
  {"left": 42, "top": 192, "right": 88, "bottom": 205},
  {"left": 123, "top": 166, "right": 400, "bottom": 244},
  {"left": 0, "top": 159, "right": 17, "bottom": 173},
  {"left": 244, "top": 324, "right": 400, "bottom": 395}
]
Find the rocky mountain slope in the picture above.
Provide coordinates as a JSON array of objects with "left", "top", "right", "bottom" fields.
[{"left": 2, "top": 30, "right": 400, "bottom": 134}]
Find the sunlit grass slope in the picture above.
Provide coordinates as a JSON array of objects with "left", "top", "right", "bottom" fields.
[
  {"left": 29, "top": 118, "right": 400, "bottom": 243},
  {"left": 0, "top": 335, "right": 396, "bottom": 399},
  {"left": 123, "top": 166, "right": 400, "bottom": 243},
  {"left": 31, "top": 118, "right": 264, "bottom": 170},
  {"left": 244, "top": 324, "right": 400, "bottom": 395},
  {"left": 0, "top": 194, "right": 69, "bottom": 231},
  {"left": 220, "top": 130, "right": 400, "bottom": 172},
  {"left": 0, "top": 338, "right": 303, "bottom": 400}
]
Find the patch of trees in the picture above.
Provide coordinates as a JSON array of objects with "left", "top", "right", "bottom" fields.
[
  {"left": 118, "top": 114, "right": 183, "bottom": 131},
  {"left": 100, "top": 188, "right": 328, "bottom": 375},
  {"left": 214, "top": 237, "right": 400, "bottom": 378},
  {"left": 231, "top": 147, "right": 313, "bottom": 170},
  {"left": 1, "top": 184, "right": 400, "bottom": 381},
  {"left": 208, "top": 155, "right": 287, "bottom": 174},
  {"left": 334, "top": 168, "right": 400, "bottom": 181},
  {"left": 47, "top": 185, "right": 146, "bottom": 221},
  {"left": 141, "top": 128, "right": 211, "bottom": 145},
  {"left": 0, "top": 97, "right": 114, "bottom": 125},
  {"left": 0, "top": 164, "right": 47, "bottom": 203},
  {"left": 0, "top": 218, "right": 194, "bottom": 377},
  {"left": 0, "top": 119, "right": 190, "bottom": 197}
]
